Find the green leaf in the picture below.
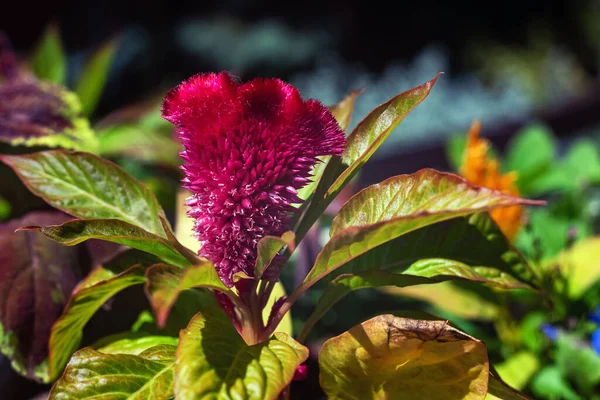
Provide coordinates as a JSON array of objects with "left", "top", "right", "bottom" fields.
[
  {"left": 49, "top": 345, "right": 175, "bottom": 399},
  {"left": 486, "top": 373, "right": 530, "bottom": 399},
  {"left": 531, "top": 367, "right": 580, "bottom": 400},
  {"left": 295, "top": 75, "right": 441, "bottom": 241},
  {"left": 505, "top": 124, "right": 555, "bottom": 192},
  {"left": 0, "top": 150, "right": 168, "bottom": 236},
  {"left": 255, "top": 231, "right": 295, "bottom": 279},
  {"left": 301, "top": 169, "right": 540, "bottom": 291},
  {"left": 92, "top": 332, "right": 178, "bottom": 355},
  {"left": 47, "top": 250, "right": 158, "bottom": 381},
  {"left": 446, "top": 133, "right": 467, "bottom": 171},
  {"left": 556, "top": 333, "right": 600, "bottom": 394},
  {"left": 299, "top": 254, "right": 528, "bottom": 342},
  {"left": 75, "top": 38, "right": 118, "bottom": 116},
  {"left": 296, "top": 90, "right": 361, "bottom": 203},
  {"left": 144, "top": 263, "right": 233, "bottom": 327},
  {"left": 0, "top": 81, "right": 98, "bottom": 151},
  {"left": 494, "top": 351, "right": 540, "bottom": 390},
  {"left": 0, "top": 212, "right": 84, "bottom": 382},
  {"left": 550, "top": 236, "right": 600, "bottom": 299},
  {"left": 26, "top": 218, "right": 191, "bottom": 267},
  {"left": 175, "top": 310, "right": 308, "bottom": 400},
  {"left": 97, "top": 122, "right": 182, "bottom": 167},
  {"left": 319, "top": 314, "right": 489, "bottom": 400},
  {"left": 31, "top": 24, "right": 66, "bottom": 84}
]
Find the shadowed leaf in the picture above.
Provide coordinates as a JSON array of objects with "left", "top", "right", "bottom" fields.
[
  {"left": 1, "top": 150, "right": 167, "bottom": 236},
  {"left": 0, "top": 211, "right": 84, "bottom": 382},
  {"left": 49, "top": 345, "right": 175, "bottom": 399},
  {"left": 175, "top": 309, "right": 308, "bottom": 400},
  {"left": 31, "top": 24, "right": 66, "bottom": 84},
  {"left": 27, "top": 218, "right": 191, "bottom": 267},
  {"left": 255, "top": 231, "right": 295, "bottom": 279},
  {"left": 47, "top": 250, "right": 160, "bottom": 381},
  {"left": 319, "top": 314, "right": 489, "bottom": 400},
  {"left": 144, "top": 263, "right": 232, "bottom": 327},
  {"left": 75, "top": 38, "right": 118, "bottom": 116}
]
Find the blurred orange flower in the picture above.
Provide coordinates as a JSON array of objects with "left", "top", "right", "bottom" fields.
[{"left": 460, "top": 121, "right": 523, "bottom": 241}]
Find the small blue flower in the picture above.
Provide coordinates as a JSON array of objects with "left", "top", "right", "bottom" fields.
[
  {"left": 592, "top": 329, "right": 600, "bottom": 355},
  {"left": 589, "top": 305, "right": 600, "bottom": 325},
  {"left": 541, "top": 323, "right": 559, "bottom": 341}
]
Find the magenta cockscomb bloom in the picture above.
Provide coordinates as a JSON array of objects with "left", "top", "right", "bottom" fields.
[{"left": 162, "top": 72, "right": 346, "bottom": 287}]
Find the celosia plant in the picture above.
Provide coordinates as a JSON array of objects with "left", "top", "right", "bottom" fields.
[{"left": 1, "top": 69, "right": 546, "bottom": 399}]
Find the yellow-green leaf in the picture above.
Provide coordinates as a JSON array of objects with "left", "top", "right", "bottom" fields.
[
  {"left": 319, "top": 314, "right": 489, "bottom": 400},
  {"left": 49, "top": 345, "right": 175, "bottom": 399},
  {"left": 1, "top": 150, "right": 168, "bottom": 236},
  {"left": 175, "top": 310, "right": 308, "bottom": 400}
]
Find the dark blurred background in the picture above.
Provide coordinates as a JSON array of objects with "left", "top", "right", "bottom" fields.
[
  {"left": 1, "top": 1, "right": 600, "bottom": 398},
  {"left": 2, "top": 0, "right": 599, "bottom": 174}
]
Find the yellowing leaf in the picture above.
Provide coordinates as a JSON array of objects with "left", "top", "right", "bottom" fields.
[
  {"left": 319, "top": 314, "right": 489, "bottom": 400},
  {"left": 549, "top": 236, "right": 600, "bottom": 298}
]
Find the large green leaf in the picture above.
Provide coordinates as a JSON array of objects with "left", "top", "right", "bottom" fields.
[
  {"left": 303, "top": 169, "right": 539, "bottom": 292},
  {"left": 0, "top": 81, "right": 97, "bottom": 151},
  {"left": 555, "top": 333, "right": 600, "bottom": 394},
  {"left": 530, "top": 367, "right": 579, "bottom": 400},
  {"left": 175, "top": 310, "right": 308, "bottom": 400},
  {"left": 75, "top": 38, "right": 118, "bottom": 116},
  {"left": 47, "top": 250, "right": 159, "bottom": 381},
  {"left": 144, "top": 263, "right": 233, "bottom": 327},
  {"left": 0, "top": 150, "right": 167, "bottom": 236},
  {"left": 319, "top": 314, "right": 489, "bottom": 400},
  {"left": 505, "top": 124, "right": 555, "bottom": 192},
  {"left": 295, "top": 75, "right": 441, "bottom": 240},
  {"left": 31, "top": 24, "right": 66, "bottom": 85},
  {"left": 494, "top": 351, "right": 539, "bottom": 391},
  {"left": 0, "top": 212, "right": 84, "bottom": 382},
  {"left": 49, "top": 344, "right": 175, "bottom": 399},
  {"left": 25, "top": 218, "right": 190, "bottom": 267}
]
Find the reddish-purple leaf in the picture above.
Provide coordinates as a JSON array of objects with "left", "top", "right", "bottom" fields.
[{"left": 0, "top": 211, "right": 86, "bottom": 382}]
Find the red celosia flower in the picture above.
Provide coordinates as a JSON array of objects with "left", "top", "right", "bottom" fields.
[{"left": 162, "top": 72, "right": 346, "bottom": 287}]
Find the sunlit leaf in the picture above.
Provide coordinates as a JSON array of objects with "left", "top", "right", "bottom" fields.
[
  {"left": 92, "top": 332, "right": 178, "bottom": 355},
  {"left": 548, "top": 236, "right": 600, "bottom": 299},
  {"left": 31, "top": 24, "right": 66, "bottom": 85},
  {"left": 262, "top": 281, "right": 293, "bottom": 337},
  {"left": 301, "top": 169, "right": 540, "bottom": 292},
  {"left": 26, "top": 218, "right": 190, "bottom": 267},
  {"left": 0, "top": 212, "right": 84, "bottom": 382},
  {"left": 49, "top": 345, "right": 175, "bottom": 399},
  {"left": 175, "top": 309, "right": 308, "bottom": 400},
  {"left": 295, "top": 75, "right": 441, "bottom": 240},
  {"left": 47, "top": 250, "right": 159, "bottom": 381},
  {"left": 144, "top": 263, "right": 232, "bottom": 327},
  {"left": 319, "top": 314, "right": 489, "bottom": 399},
  {"left": 530, "top": 367, "right": 579, "bottom": 400},
  {"left": 0, "top": 81, "right": 97, "bottom": 151},
  {"left": 494, "top": 351, "right": 539, "bottom": 391},
  {"left": 1, "top": 150, "right": 168, "bottom": 236},
  {"left": 75, "top": 38, "right": 118, "bottom": 116}
]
